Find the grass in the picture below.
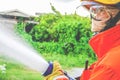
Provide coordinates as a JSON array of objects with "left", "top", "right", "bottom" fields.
[
  {"left": 0, "top": 53, "right": 95, "bottom": 80},
  {"left": 42, "top": 53, "right": 95, "bottom": 69},
  {"left": 0, "top": 56, "right": 43, "bottom": 80},
  {"left": 2, "top": 69, "right": 43, "bottom": 80}
]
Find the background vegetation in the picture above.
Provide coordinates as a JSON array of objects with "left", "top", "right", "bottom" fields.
[{"left": 16, "top": 8, "right": 95, "bottom": 58}]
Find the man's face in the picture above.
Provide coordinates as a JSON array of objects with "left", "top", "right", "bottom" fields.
[{"left": 90, "top": 5, "right": 119, "bottom": 32}]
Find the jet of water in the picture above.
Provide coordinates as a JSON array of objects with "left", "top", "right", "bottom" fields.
[{"left": 0, "top": 23, "right": 48, "bottom": 74}]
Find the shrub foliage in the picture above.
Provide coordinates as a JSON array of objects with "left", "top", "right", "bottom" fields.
[{"left": 15, "top": 5, "right": 95, "bottom": 59}]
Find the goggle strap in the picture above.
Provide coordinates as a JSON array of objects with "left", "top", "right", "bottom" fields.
[
  {"left": 90, "top": 13, "right": 101, "bottom": 21},
  {"left": 101, "top": 11, "right": 120, "bottom": 32}
]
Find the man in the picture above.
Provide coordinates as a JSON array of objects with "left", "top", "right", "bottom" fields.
[{"left": 43, "top": 0, "right": 120, "bottom": 80}]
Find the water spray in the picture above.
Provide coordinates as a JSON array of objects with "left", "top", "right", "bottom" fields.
[{"left": 0, "top": 23, "right": 49, "bottom": 74}]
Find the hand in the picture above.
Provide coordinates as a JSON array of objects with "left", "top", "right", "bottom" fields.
[{"left": 43, "top": 61, "right": 75, "bottom": 80}]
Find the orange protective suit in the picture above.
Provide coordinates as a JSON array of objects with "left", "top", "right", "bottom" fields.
[{"left": 80, "top": 24, "right": 120, "bottom": 80}]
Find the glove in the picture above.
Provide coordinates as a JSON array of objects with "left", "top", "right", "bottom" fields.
[{"left": 43, "top": 61, "right": 75, "bottom": 80}]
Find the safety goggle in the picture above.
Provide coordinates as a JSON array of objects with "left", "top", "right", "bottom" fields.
[
  {"left": 89, "top": 5, "right": 118, "bottom": 21},
  {"left": 79, "top": 1, "right": 119, "bottom": 21}
]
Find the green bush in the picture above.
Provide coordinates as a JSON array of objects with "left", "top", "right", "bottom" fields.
[{"left": 15, "top": 13, "right": 95, "bottom": 59}]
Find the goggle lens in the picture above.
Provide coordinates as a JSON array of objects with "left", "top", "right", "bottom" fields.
[{"left": 90, "top": 5, "right": 110, "bottom": 21}]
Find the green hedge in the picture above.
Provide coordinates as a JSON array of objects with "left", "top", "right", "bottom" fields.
[{"left": 15, "top": 13, "right": 95, "bottom": 58}]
